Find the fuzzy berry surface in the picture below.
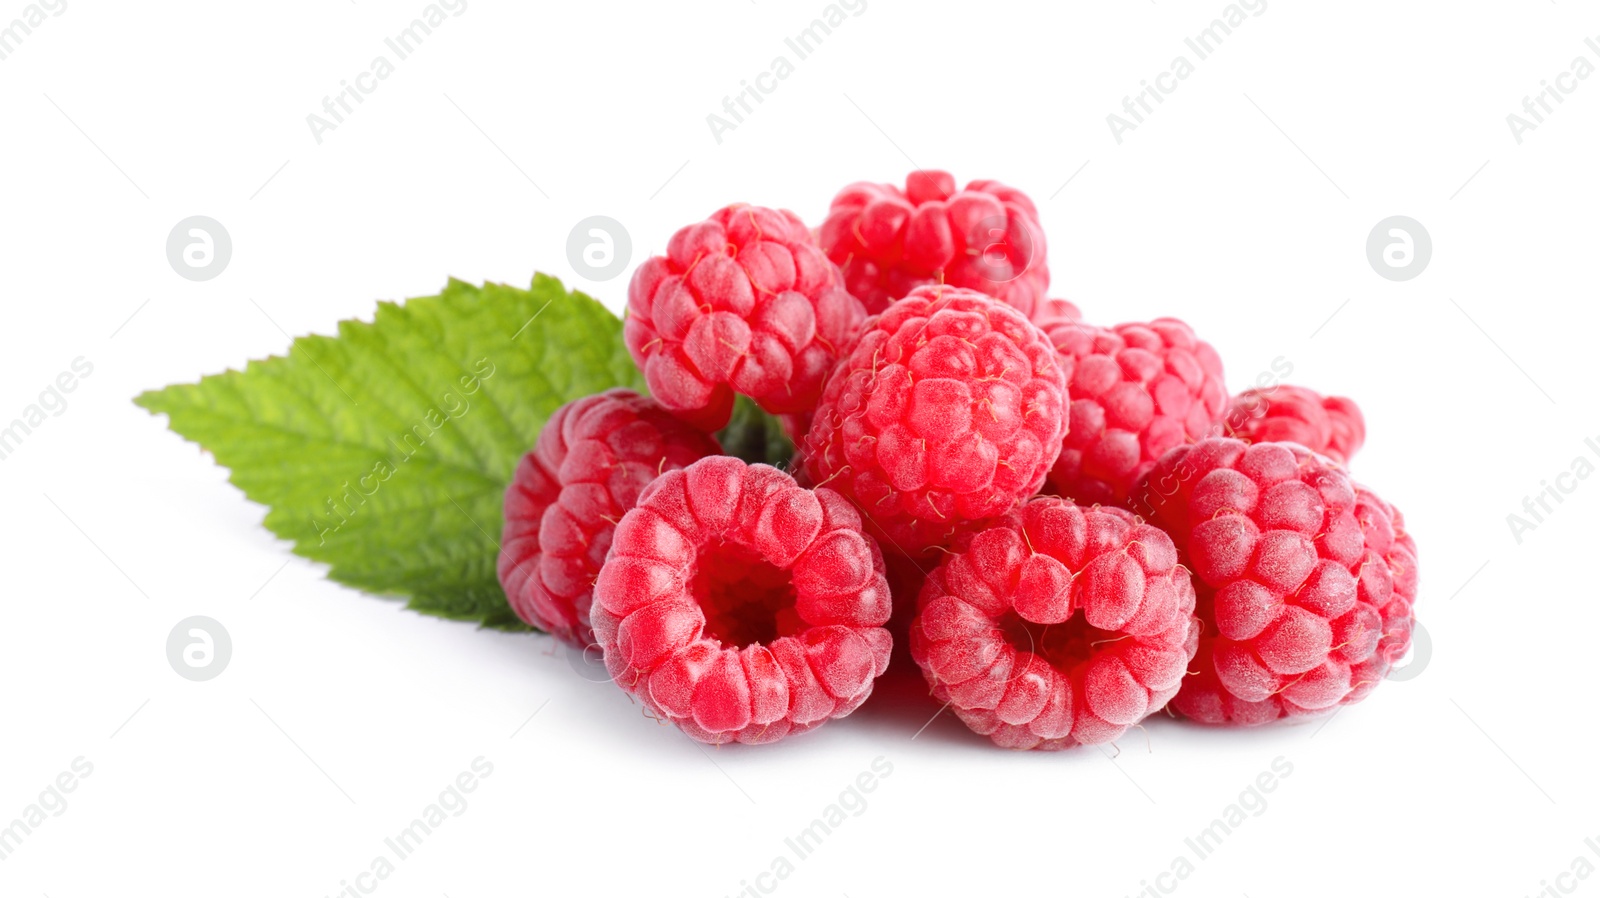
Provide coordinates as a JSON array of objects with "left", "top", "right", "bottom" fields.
[
  {"left": 801, "top": 285, "right": 1068, "bottom": 556},
  {"left": 625, "top": 204, "right": 865, "bottom": 431},
  {"left": 1226, "top": 385, "right": 1367, "bottom": 464},
  {"left": 498, "top": 389, "right": 720, "bottom": 645},
  {"left": 1135, "top": 438, "right": 1418, "bottom": 725},
  {"left": 818, "top": 170, "right": 1050, "bottom": 317},
  {"left": 909, "top": 497, "right": 1200, "bottom": 750},
  {"left": 1041, "top": 317, "right": 1227, "bottom": 508},
  {"left": 1031, "top": 297, "right": 1084, "bottom": 330},
  {"left": 591, "top": 456, "right": 893, "bottom": 745}
]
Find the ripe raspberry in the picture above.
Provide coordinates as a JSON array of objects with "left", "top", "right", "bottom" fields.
[
  {"left": 801, "top": 285, "right": 1068, "bottom": 556},
  {"left": 1226, "top": 386, "right": 1367, "bottom": 464},
  {"left": 497, "top": 389, "right": 720, "bottom": 645},
  {"left": 1041, "top": 317, "right": 1227, "bottom": 507},
  {"left": 590, "top": 456, "right": 893, "bottom": 745},
  {"left": 818, "top": 170, "right": 1050, "bottom": 316},
  {"left": 908, "top": 497, "right": 1200, "bottom": 750},
  {"left": 1031, "top": 297, "right": 1084, "bottom": 329},
  {"left": 625, "top": 204, "right": 865, "bottom": 431},
  {"left": 1134, "top": 438, "right": 1418, "bottom": 725}
]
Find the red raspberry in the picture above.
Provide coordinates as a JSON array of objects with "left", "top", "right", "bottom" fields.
[
  {"left": 1041, "top": 317, "right": 1227, "bottom": 507},
  {"left": 908, "top": 497, "right": 1200, "bottom": 750},
  {"left": 801, "top": 285, "right": 1068, "bottom": 556},
  {"left": 1134, "top": 438, "right": 1418, "bottom": 725},
  {"left": 625, "top": 204, "right": 865, "bottom": 431},
  {"left": 1226, "top": 385, "right": 1367, "bottom": 464},
  {"left": 818, "top": 170, "right": 1050, "bottom": 317},
  {"left": 497, "top": 389, "right": 720, "bottom": 645},
  {"left": 1031, "top": 297, "right": 1084, "bottom": 329},
  {"left": 590, "top": 456, "right": 893, "bottom": 745}
]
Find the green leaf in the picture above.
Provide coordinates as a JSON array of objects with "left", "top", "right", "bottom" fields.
[
  {"left": 715, "top": 394, "right": 797, "bottom": 471},
  {"left": 135, "top": 275, "right": 645, "bottom": 629}
]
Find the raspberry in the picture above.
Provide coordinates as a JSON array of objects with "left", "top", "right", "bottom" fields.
[
  {"left": 1226, "top": 386, "right": 1367, "bottom": 464},
  {"left": 908, "top": 497, "right": 1200, "bottom": 750},
  {"left": 1134, "top": 438, "right": 1418, "bottom": 725},
  {"left": 818, "top": 170, "right": 1050, "bottom": 317},
  {"left": 590, "top": 456, "right": 893, "bottom": 744},
  {"left": 625, "top": 204, "right": 865, "bottom": 431},
  {"left": 497, "top": 389, "right": 720, "bottom": 645},
  {"left": 1031, "top": 297, "right": 1084, "bottom": 329},
  {"left": 800, "top": 285, "right": 1068, "bottom": 556},
  {"left": 1040, "top": 317, "right": 1227, "bottom": 507}
]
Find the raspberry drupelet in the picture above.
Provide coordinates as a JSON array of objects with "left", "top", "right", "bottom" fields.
[{"left": 1030, "top": 297, "right": 1084, "bottom": 330}]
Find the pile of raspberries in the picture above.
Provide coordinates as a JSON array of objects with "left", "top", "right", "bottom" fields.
[{"left": 498, "top": 171, "right": 1418, "bottom": 749}]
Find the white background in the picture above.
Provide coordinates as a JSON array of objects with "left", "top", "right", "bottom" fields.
[{"left": 2, "top": 1, "right": 1597, "bottom": 896}]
